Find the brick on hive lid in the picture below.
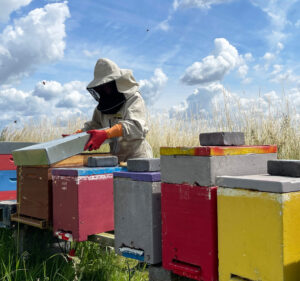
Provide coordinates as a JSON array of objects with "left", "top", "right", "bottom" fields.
[
  {"left": 199, "top": 132, "right": 245, "bottom": 146},
  {"left": 268, "top": 160, "right": 300, "bottom": 177},
  {"left": 87, "top": 156, "right": 118, "bottom": 167},
  {"left": 127, "top": 158, "right": 160, "bottom": 172}
]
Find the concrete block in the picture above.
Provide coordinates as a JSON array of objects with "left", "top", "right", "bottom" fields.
[
  {"left": 114, "top": 177, "right": 161, "bottom": 264},
  {"left": 127, "top": 158, "right": 160, "bottom": 172},
  {"left": 217, "top": 174, "right": 300, "bottom": 193},
  {"left": 218, "top": 187, "right": 300, "bottom": 281},
  {"left": 52, "top": 166, "right": 126, "bottom": 176},
  {"left": 161, "top": 153, "right": 277, "bottom": 186},
  {"left": 0, "top": 142, "right": 37, "bottom": 155},
  {"left": 0, "top": 170, "right": 17, "bottom": 191},
  {"left": 160, "top": 145, "right": 277, "bottom": 156},
  {"left": 114, "top": 171, "right": 161, "bottom": 182},
  {"left": 149, "top": 265, "right": 193, "bottom": 281},
  {"left": 0, "top": 200, "right": 16, "bottom": 228},
  {"left": 268, "top": 160, "right": 300, "bottom": 177},
  {"left": 87, "top": 156, "right": 118, "bottom": 167},
  {"left": 199, "top": 132, "right": 245, "bottom": 146},
  {"left": 12, "top": 132, "right": 111, "bottom": 166}
]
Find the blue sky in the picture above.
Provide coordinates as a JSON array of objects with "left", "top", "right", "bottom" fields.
[{"left": 1, "top": 0, "right": 300, "bottom": 129}]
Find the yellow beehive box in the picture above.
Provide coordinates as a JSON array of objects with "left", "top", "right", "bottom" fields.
[{"left": 217, "top": 174, "right": 300, "bottom": 281}]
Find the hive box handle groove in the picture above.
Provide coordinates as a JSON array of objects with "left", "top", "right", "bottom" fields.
[
  {"left": 170, "top": 259, "right": 201, "bottom": 277},
  {"left": 230, "top": 274, "right": 256, "bottom": 281}
]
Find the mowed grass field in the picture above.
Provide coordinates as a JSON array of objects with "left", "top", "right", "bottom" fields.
[{"left": 0, "top": 95, "right": 299, "bottom": 280}]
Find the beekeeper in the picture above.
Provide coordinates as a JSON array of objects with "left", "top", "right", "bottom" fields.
[{"left": 82, "top": 58, "right": 153, "bottom": 162}]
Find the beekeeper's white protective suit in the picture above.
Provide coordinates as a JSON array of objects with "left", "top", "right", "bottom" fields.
[{"left": 83, "top": 58, "right": 153, "bottom": 162}]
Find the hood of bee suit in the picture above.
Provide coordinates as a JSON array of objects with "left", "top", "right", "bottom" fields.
[{"left": 86, "top": 58, "right": 139, "bottom": 99}]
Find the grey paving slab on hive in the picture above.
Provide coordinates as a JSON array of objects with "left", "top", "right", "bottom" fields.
[
  {"left": 12, "top": 133, "right": 111, "bottom": 166},
  {"left": 0, "top": 142, "right": 37, "bottom": 155},
  {"left": 216, "top": 174, "right": 300, "bottom": 193},
  {"left": 268, "top": 160, "right": 300, "bottom": 177},
  {"left": 87, "top": 156, "right": 118, "bottom": 167},
  {"left": 127, "top": 158, "right": 160, "bottom": 172},
  {"left": 199, "top": 132, "right": 245, "bottom": 146},
  {"left": 161, "top": 153, "right": 277, "bottom": 186},
  {"left": 114, "top": 177, "right": 161, "bottom": 264}
]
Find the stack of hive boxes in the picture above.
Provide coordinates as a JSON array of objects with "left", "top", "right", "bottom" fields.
[
  {"left": 0, "top": 142, "right": 35, "bottom": 228},
  {"left": 52, "top": 156, "right": 126, "bottom": 242},
  {"left": 160, "top": 132, "right": 277, "bottom": 281},
  {"left": 114, "top": 158, "right": 162, "bottom": 264},
  {"left": 217, "top": 159, "right": 300, "bottom": 281},
  {"left": 0, "top": 142, "right": 35, "bottom": 201},
  {"left": 11, "top": 133, "right": 110, "bottom": 228}
]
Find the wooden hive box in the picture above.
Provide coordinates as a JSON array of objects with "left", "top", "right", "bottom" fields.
[
  {"left": 52, "top": 166, "right": 126, "bottom": 242},
  {"left": 13, "top": 153, "right": 110, "bottom": 228}
]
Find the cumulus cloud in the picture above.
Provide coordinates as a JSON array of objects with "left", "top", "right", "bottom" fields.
[
  {"left": 169, "top": 82, "right": 224, "bottom": 118},
  {"left": 0, "top": 2, "right": 70, "bottom": 84},
  {"left": 180, "top": 38, "right": 246, "bottom": 85},
  {"left": 0, "top": 80, "right": 95, "bottom": 128},
  {"left": 0, "top": 0, "right": 32, "bottom": 22},
  {"left": 139, "top": 68, "right": 168, "bottom": 106},
  {"left": 173, "top": 0, "right": 233, "bottom": 10},
  {"left": 169, "top": 83, "right": 300, "bottom": 120}
]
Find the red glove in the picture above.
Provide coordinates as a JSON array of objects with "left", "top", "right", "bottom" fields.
[{"left": 84, "top": 130, "right": 108, "bottom": 151}]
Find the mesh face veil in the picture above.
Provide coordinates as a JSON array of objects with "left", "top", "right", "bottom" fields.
[{"left": 87, "top": 88, "right": 100, "bottom": 102}]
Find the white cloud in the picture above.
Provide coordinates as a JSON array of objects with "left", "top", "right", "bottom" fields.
[
  {"left": 0, "top": 80, "right": 95, "bottom": 128},
  {"left": 173, "top": 0, "right": 233, "bottom": 10},
  {"left": 0, "top": 2, "right": 70, "bottom": 84},
  {"left": 250, "top": 0, "right": 297, "bottom": 45},
  {"left": 83, "top": 49, "right": 100, "bottom": 58},
  {"left": 271, "top": 69, "right": 300, "bottom": 85},
  {"left": 244, "top": 53, "right": 254, "bottom": 62},
  {"left": 169, "top": 83, "right": 300, "bottom": 120},
  {"left": 169, "top": 82, "right": 224, "bottom": 118},
  {"left": 0, "top": 0, "right": 32, "bottom": 22},
  {"left": 295, "top": 19, "right": 300, "bottom": 28},
  {"left": 271, "top": 64, "right": 283, "bottom": 75},
  {"left": 139, "top": 68, "right": 168, "bottom": 106},
  {"left": 157, "top": 19, "right": 170, "bottom": 31},
  {"left": 181, "top": 38, "right": 246, "bottom": 85}
]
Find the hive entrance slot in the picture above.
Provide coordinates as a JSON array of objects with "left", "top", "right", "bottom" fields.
[{"left": 230, "top": 274, "right": 256, "bottom": 281}]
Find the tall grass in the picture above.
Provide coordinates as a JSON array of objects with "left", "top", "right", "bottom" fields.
[{"left": 2, "top": 91, "right": 299, "bottom": 159}]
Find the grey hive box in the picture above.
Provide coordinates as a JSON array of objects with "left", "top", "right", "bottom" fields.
[
  {"left": 114, "top": 172, "right": 162, "bottom": 264},
  {"left": 161, "top": 153, "right": 277, "bottom": 186},
  {"left": 199, "top": 132, "right": 245, "bottom": 146},
  {"left": 268, "top": 160, "right": 300, "bottom": 177},
  {"left": 12, "top": 133, "right": 111, "bottom": 166},
  {"left": 0, "top": 142, "right": 37, "bottom": 154},
  {"left": 216, "top": 174, "right": 300, "bottom": 193}
]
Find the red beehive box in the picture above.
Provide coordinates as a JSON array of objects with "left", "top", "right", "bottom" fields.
[
  {"left": 161, "top": 183, "right": 218, "bottom": 281},
  {"left": 52, "top": 167, "right": 125, "bottom": 242},
  {"left": 0, "top": 155, "right": 16, "bottom": 170}
]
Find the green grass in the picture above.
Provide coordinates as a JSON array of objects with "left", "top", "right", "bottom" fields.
[{"left": 0, "top": 226, "right": 148, "bottom": 281}]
